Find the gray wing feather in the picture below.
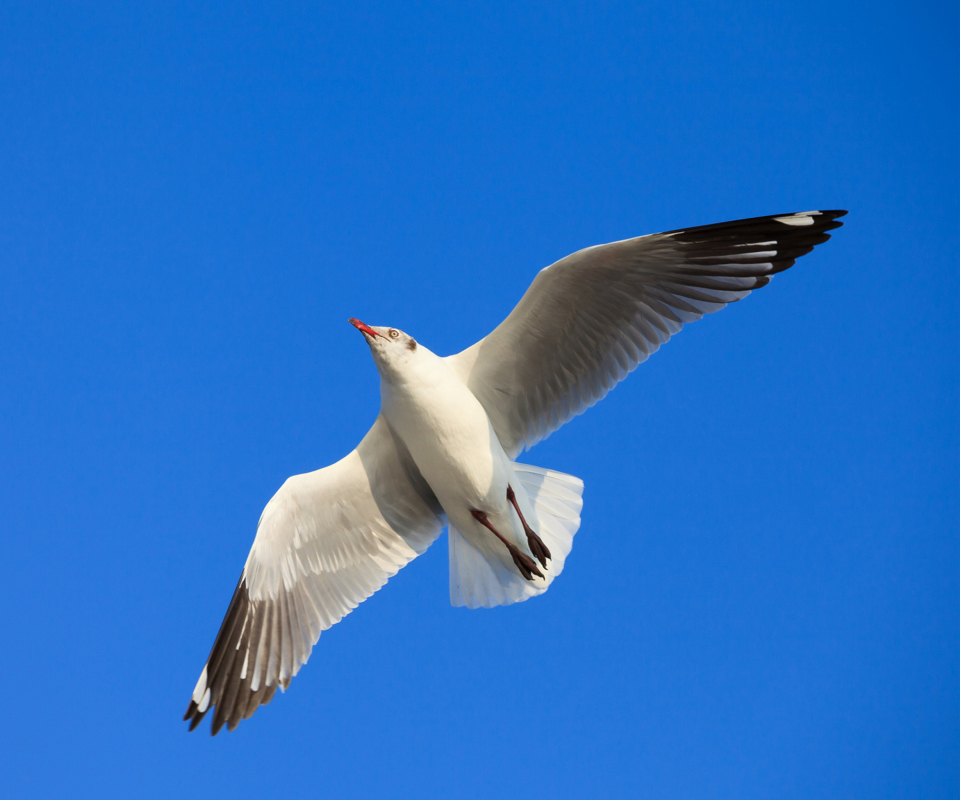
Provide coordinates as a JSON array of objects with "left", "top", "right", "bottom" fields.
[
  {"left": 449, "top": 211, "right": 846, "bottom": 457},
  {"left": 184, "top": 415, "right": 443, "bottom": 734}
]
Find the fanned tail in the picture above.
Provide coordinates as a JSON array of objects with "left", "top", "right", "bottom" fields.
[{"left": 449, "top": 464, "right": 584, "bottom": 609}]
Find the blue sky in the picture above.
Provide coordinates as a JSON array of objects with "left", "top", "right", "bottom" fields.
[{"left": 1, "top": 2, "right": 956, "bottom": 797}]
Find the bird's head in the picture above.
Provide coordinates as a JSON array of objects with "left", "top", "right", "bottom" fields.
[{"left": 349, "top": 318, "right": 421, "bottom": 379}]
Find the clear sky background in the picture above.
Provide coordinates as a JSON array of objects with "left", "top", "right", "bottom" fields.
[{"left": 1, "top": 2, "right": 957, "bottom": 798}]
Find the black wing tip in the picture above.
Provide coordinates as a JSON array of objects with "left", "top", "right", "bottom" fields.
[
  {"left": 183, "top": 573, "right": 290, "bottom": 736},
  {"left": 816, "top": 209, "right": 848, "bottom": 232},
  {"left": 667, "top": 209, "right": 849, "bottom": 239},
  {"left": 183, "top": 571, "right": 263, "bottom": 736},
  {"left": 183, "top": 698, "right": 209, "bottom": 732},
  {"left": 665, "top": 209, "right": 847, "bottom": 276},
  {"left": 211, "top": 715, "right": 228, "bottom": 737}
]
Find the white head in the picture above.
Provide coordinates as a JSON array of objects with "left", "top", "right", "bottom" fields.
[{"left": 348, "top": 318, "right": 423, "bottom": 381}]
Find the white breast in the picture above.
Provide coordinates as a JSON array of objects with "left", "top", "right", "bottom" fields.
[{"left": 379, "top": 347, "right": 508, "bottom": 514}]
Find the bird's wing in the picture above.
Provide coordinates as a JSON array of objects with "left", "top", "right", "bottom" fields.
[
  {"left": 183, "top": 414, "right": 444, "bottom": 735},
  {"left": 448, "top": 210, "right": 846, "bottom": 457}
]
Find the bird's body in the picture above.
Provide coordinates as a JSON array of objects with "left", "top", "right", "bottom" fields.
[
  {"left": 375, "top": 329, "right": 554, "bottom": 585},
  {"left": 184, "top": 209, "right": 847, "bottom": 734},
  {"left": 379, "top": 340, "right": 510, "bottom": 532}
]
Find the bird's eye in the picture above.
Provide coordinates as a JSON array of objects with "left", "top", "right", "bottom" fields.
[{"left": 389, "top": 329, "right": 399, "bottom": 338}]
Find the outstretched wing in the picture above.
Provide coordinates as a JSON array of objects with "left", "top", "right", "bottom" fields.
[
  {"left": 183, "top": 415, "right": 444, "bottom": 735},
  {"left": 448, "top": 210, "right": 846, "bottom": 457}
]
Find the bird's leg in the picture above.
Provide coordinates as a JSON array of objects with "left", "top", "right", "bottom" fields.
[
  {"left": 506, "top": 485, "right": 551, "bottom": 568},
  {"left": 470, "top": 509, "right": 544, "bottom": 581}
]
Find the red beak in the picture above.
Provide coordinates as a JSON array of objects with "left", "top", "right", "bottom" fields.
[{"left": 349, "top": 318, "right": 384, "bottom": 339}]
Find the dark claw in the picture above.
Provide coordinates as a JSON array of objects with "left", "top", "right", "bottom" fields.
[
  {"left": 472, "top": 507, "right": 545, "bottom": 582},
  {"left": 509, "top": 544, "right": 544, "bottom": 581},
  {"left": 526, "top": 530, "right": 551, "bottom": 568}
]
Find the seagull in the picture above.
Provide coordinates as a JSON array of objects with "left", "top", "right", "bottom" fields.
[{"left": 184, "top": 209, "right": 846, "bottom": 734}]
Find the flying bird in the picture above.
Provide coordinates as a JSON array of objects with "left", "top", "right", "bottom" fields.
[{"left": 184, "top": 209, "right": 846, "bottom": 734}]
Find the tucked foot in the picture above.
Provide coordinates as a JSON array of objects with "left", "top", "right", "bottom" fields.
[
  {"left": 507, "top": 543, "right": 544, "bottom": 581},
  {"left": 525, "top": 529, "right": 551, "bottom": 569},
  {"left": 471, "top": 508, "right": 545, "bottom": 582},
  {"left": 507, "top": 485, "right": 551, "bottom": 568}
]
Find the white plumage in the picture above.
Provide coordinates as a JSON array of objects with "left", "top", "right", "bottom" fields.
[{"left": 184, "top": 209, "right": 846, "bottom": 734}]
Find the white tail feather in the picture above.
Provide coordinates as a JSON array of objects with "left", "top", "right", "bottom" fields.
[{"left": 449, "top": 464, "right": 584, "bottom": 609}]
